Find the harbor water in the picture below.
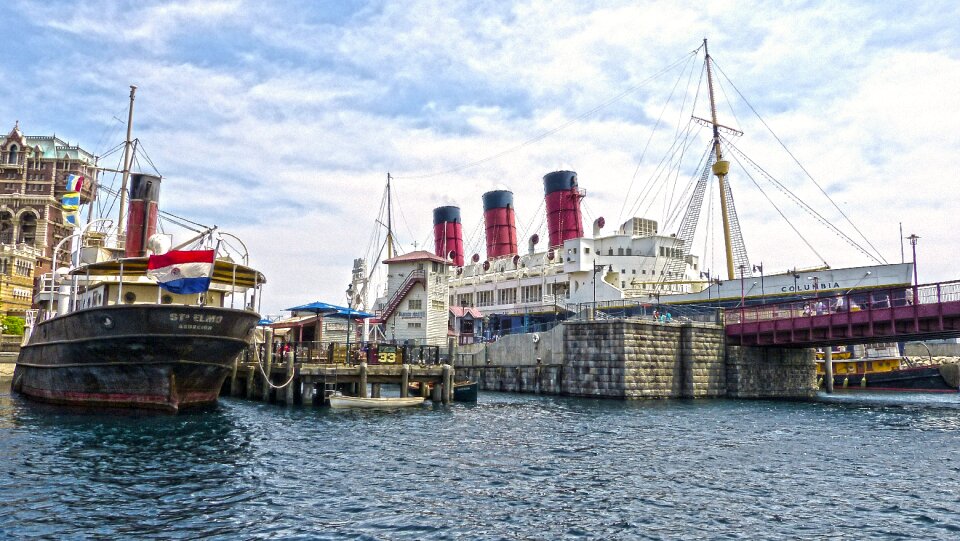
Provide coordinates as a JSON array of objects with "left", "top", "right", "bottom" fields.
[{"left": 2, "top": 381, "right": 960, "bottom": 540}]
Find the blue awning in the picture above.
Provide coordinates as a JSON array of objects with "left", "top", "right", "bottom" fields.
[{"left": 286, "top": 301, "right": 375, "bottom": 319}]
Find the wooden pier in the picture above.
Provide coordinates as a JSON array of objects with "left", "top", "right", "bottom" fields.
[{"left": 223, "top": 351, "right": 456, "bottom": 406}]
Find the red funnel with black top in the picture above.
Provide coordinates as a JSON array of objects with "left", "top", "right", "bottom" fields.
[
  {"left": 125, "top": 173, "right": 161, "bottom": 257},
  {"left": 433, "top": 206, "right": 464, "bottom": 266},
  {"left": 483, "top": 190, "right": 517, "bottom": 259},
  {"left": 543, "top": 170, "right": 584, "bottom": 247}
]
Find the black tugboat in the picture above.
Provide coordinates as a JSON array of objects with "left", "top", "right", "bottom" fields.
[{"left": 11, "top": 87, "right": 266, "bottom": 412}]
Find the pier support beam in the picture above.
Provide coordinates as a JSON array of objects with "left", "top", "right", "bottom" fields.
[
  {"left": 302, "top": 378, "right": 315, "bottom": 405},
  {"left": 284, "top": 352, "right": 295, "bottom": 405},
  {"left": 824, "top": 349, "right": 834, "bottom": 394},
  {"left": 442, "top": 364, "right": 453, "bottom": 404},
  {"left": 400, "top": 365, "right": 410, "bottom": 398},
  {"left": 262, "top": 331, "right": 274, "bottom": 403},
  {"left": 358, "top": 362, "right": 368, "bottom": 398}
]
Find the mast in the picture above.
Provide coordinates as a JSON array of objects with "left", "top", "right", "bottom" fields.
[
  {"left": 704, "top": 39, "right": 736, "bottom": 280},
  {"left": 118, "top": 85, "right": 137, "bottom": 239},
  {"left": 386, "top": 172, "right": 394, "bottom": 259}
]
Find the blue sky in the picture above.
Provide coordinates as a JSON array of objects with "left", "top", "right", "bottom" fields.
[{"left": 2, "top": 0, "right": 959, "bottom": 316}]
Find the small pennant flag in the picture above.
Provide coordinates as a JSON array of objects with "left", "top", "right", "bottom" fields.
[
  {"left": 61, "top": 191, "right": 80, "bottom": 210},
  {"left": 147, "top": 250, "right": 215, "bottom": 294},
  {"left": 64, "top": 210, "right": 79, "bottom": 227},
  {"left": 65, "top": 174, "right": 84, "bottom": 192}
]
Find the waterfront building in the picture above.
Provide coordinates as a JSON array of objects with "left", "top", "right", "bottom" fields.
[
  {"left": 0, "top": 243, "right": 40, "bottom": 317},
  {"left": 0, "top": 122, "right": 98, "bottom": 312},
  {"left": 375, "top": 250, "right": 450, "bottom": 346}
]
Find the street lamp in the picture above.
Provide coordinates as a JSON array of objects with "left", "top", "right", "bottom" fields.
[
  {"left": 907, "top": 234, "right": 920, "bottom": 304},
  {"left": 592, "top": 263, "right": 610, "bottom": 320},
  {"left": 345, "top": 283, "right": 354, "bottom": 363},
  {"left": 753, "top": 263, "right": 765, "bottom": 304}
]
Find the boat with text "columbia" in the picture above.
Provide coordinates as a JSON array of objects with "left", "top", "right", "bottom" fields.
[{"left": 412, "top": 40, "right": 913, "bottom": 338}]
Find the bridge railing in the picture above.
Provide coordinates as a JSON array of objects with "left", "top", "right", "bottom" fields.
[{"left": 729, "top": 280, "right": 960, "bottom": 324}]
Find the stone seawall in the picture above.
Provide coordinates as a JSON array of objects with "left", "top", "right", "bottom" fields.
[{"left": 456, "top": 319, "right": 815, "bottom": 400}]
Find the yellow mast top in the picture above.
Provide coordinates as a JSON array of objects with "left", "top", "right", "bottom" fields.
[{"left": 704, "top": 39, "right": 737, "bottom": 280}]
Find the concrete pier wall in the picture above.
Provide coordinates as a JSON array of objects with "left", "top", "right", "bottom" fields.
[{"left": 457, "top": 319, "right": 815, "bottom": 400}]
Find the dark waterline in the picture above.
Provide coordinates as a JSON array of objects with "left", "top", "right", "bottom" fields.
[{"left": 2, "top": 379, "right": 960, "bottom": 540}]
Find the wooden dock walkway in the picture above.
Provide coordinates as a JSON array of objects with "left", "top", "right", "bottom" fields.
[{"left": 224, "top": 355, "right": 456, "bottom": 406}]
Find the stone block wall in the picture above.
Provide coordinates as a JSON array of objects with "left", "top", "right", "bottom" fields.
[
  {"left": 456, "top": 319, "right": 814, "bottom": 400},
  {"left": 564, "top": 320, "right": 726, "bottom": 398},
  {"left": 726, "top": 345, "right": 817, "bottom": 399}
]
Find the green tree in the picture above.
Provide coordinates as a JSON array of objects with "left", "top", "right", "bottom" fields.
[{"left": 2, "top": 316, "right": 25, "bottom": 336}]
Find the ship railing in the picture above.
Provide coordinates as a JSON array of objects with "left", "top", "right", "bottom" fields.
[{"left": 570, "top": 298, "right": 722, "bottom": 324}]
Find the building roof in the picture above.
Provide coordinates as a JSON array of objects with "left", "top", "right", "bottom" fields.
[
  {"left": 383, "top": 250, "right": 449, "bottom": 265},
  {"left": 450, "top": 306, "right": 482, "bottom": 319}
]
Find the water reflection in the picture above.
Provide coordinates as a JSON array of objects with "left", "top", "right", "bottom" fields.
[{"left": 3, "top": 381, "right": 960, "bottom": 539}]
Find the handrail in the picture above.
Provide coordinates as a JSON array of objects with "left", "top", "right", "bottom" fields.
[
  {"left": 378, "top": 270, "right": 426, "bottom": 320},
  {"left": 729, "top": 279, "right": 960, "bottom": 325}
]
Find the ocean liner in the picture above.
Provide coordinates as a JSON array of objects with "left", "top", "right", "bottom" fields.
[{"left": 422, "top": 41, "right": 913, "bottom": 335}]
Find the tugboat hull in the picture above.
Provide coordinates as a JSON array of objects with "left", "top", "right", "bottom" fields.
[
  {"left": 12, "top": 305, "right": 259, "bottom": 412},
  {"left": 826, "top": 364, "right": 959, "bottom": 393}
]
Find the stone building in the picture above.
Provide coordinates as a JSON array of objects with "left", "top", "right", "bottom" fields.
[
  {"left": 0, "top": 122, "right": 98, "bottom": 312},
  {"left": 0, "top": 243, "right": 40, "bottom": 317}
]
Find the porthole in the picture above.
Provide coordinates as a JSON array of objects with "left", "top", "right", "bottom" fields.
[
  {"left": 123, "top": 292, "right": 136, "bottom": 304},
  {"left": 161, "top": 295, "right": 173, "bottom": 304}
]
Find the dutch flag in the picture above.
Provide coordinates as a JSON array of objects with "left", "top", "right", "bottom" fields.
[{"left": 147, "top": 250, "right": 215, "bottom": 294}]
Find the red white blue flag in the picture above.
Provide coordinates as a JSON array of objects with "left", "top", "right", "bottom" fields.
[{"left": 147, "top": 250, "right": 215, "bottom": 294}]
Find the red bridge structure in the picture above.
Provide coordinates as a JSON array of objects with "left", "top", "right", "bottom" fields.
[{"left": 726, "top": 281, "right": 960, "bottom": 347}]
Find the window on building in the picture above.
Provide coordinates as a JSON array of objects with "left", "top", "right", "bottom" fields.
[
  {"left": 407, "top": 322, "right": 422, "bottom": 329},
  {"left": 497, "top": 288, "right": 517, "bottom": 305},
  {"left": 0, "top": 211, "right": 13, "bottom": 244},
  {"left": 584, "top": 247, "right": 590, "bottom": 254},
  {"left": 18, "top": 213, "right": 37, "bottom": 245},
  {"left": 408, "top": 299, "right": 422, "bottom": 310},
  {"left": 7, "top": 145, "right": 18, "bottom": 164}
]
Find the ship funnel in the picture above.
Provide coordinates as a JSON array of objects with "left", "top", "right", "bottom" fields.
[
  {"left": 543, "top": 170, "right": 584, "bottom": 247},
  {"left": 124, "top": 173, "right": 161, "bottom": 257},
  {"left": 432, "top": 206, "right": 464, "bottom": 266},
  {"left": 482, "top": 190, "right": 518, "bottom": 259}
]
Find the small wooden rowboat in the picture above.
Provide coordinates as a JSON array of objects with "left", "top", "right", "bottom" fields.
[{"left": 328, "top": 393, "right": 425, "bottom": 409}]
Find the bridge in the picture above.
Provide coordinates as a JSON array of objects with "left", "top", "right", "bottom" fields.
[{"left": 726, "top": 281, "right": 960, "bottom": 347}]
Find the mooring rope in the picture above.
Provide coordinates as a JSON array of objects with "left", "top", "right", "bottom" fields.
[{"left": 251, "top": 343, "right": 296, "bottom": 390}]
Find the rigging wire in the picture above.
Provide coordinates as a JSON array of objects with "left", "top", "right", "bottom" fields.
[
  {"left": 723, "top": 138, "right": 882, "bottom": 264},
  {"left": 712, "top": 59, "right": 887, "bottom": 264},
  {"left": 662, "top": 57, "right": 705, "bottom": 226},
  {"left": 725, "top": 145, "right": 827, "bottom": 265},
  {"left": 393, "top": 50, "right": 700, "bottom": 180},
  {"left": 617, "top": 51, "right": 701, "bottom": 224}
]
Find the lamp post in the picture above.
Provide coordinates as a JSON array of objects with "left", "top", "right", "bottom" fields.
[
  {"left": 592, "top": 263, "right": 607, "bottom": 320},
  {"left": 738, "top": 264, "right": 746, "bottom": 326},
  {"left": 792, "top": 269, "right": 799, "bottom": 297},
  {"left": 907, "top": 234, "right": 920, "bottom": 304},
  {"left": 753, "top": 263, "right": 764, "bottom": 304},
  {"left": 345, "top": 283, "right": 354, "bottom": 363}
]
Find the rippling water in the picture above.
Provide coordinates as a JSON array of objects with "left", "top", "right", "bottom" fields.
[{"left": 2, "top": 380, "right": 960, "bottom": 540}]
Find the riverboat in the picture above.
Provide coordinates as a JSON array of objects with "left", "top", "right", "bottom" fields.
[
  {"left": 10, "top": 87, "right": 266, "bottom": 412},
  {"left": 816, "top": 345, "right": 959, "bottom": 392},
  {"left": 409, "top": 380, "right": 479, "bottom": 402}
]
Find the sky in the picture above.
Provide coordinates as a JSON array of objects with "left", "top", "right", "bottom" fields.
[{"left": 2, "top": 0, "right": 958, "bottom": 317}]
